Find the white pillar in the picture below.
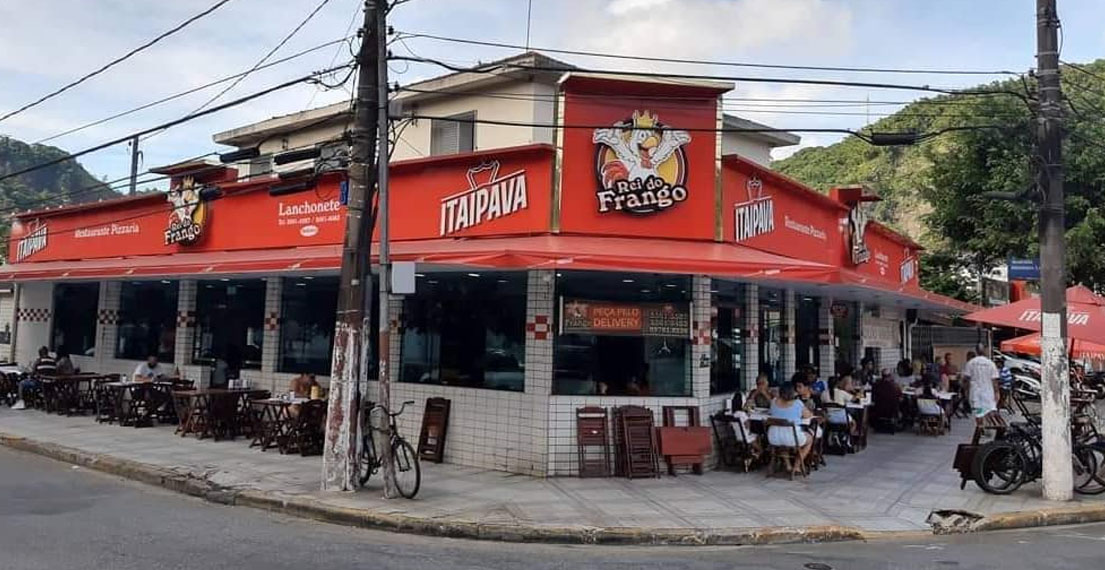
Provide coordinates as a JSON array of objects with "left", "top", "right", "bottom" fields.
[
  {"left": 260, "top": 277, "right": 282, "bottom": 392},
  {"left": 690, "top": 275, "right": 712, "bottom": 399},
  {"left": 526, "top": 269, "right": 555, "bottom": 477},
  {"left": 95, "top": 280, "right": 121, "bottom": 370},
  {"left": 818, "top": 297, "right": 835, "bottom": 378},
  {"left": 175, "top": 280, "right": 200, "bottom": 384},
  {"left": 742, "top": 283, "right": 760, "bottom": 392},
  {"left": 782, "top": 288, "right": 797, "bottom": 382}
]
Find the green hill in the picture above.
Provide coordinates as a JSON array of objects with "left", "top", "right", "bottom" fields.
[
  {"left": 0, "top": 135, "right": 117, "bottom": 214},
  {"left": 772, "top": 60, "right": 1105, "bottom": 297}
]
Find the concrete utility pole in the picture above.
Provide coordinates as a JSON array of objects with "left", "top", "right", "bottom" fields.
[
  {"left": 1035, "top": 0, "right": 1073, "bottom": 501},
  {"left": 322, "top": 0, "right": 381, "bottom": 492},
  {"left": 128, "top": 136, "right": 140, "bottom": 195},
  {"left": 374, "top": 2, "right": 398, "bottom": 498}
]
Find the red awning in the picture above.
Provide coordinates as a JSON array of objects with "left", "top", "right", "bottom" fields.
[
  {"left": 0, "top": 245, "right": 343, "bottom": 281},
  {"left": 834, "top": 269, "right": 979, "bottom": 312},
  {"left": 1001, "top": 332, "right": 1105, "bottom": 361},
  {"left": 0, "top": 235, "right": 834, "bottom": 282},
  {"left": 964, "top": 285, "right": 1105, "bottom": 345}
]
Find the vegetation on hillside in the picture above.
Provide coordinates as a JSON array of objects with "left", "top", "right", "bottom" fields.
[{"left": 774, "top": 60, "right": 1105, "bottom": 301}]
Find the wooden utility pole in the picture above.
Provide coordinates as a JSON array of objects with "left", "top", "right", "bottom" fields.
[
  {"left": 128, "top": 136, "right": 140, "bottom": 195},
  {"left": 322, "top": 0, "right": 381, "bottom": 492},
  {"left": 1035, "top": 0, "right": 1073, "bottom": 501}
]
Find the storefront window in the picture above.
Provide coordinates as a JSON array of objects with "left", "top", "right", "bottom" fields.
[
  {"left": 279, "top": 276, "right": 338, "bottom": 376},
  {"left": 758, "top": 287, "right": 785, "bottom": 386},
  {"left": 116, "top": 281, "right": 178, "bottom": 362},
  {"left": 795, "top": 296, "right": 821, "bottom": 375},
  {"left": 193, "top": 279, "right": 265, "bottom": 369},
  {"left": 399, "top": 272, "right": 526, "bottom": 391},
  {"left": 52, "top": 282, "right": 99, "bottom": 357},
  {"left": 832, "top": 300, "right": 859, "bottom": 375},
  {"left": 711, "top": 280, "right": 745, "bottom": 395},
  {"left": 554, "top": 272, "right": 691, "bottom": 397}
]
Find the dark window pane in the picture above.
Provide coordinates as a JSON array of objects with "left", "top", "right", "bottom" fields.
[
  {"left": 52, "top": 282, "right": 99, "bottom": 357},
  {"left": 116, "top": 281, "right": 178, "bottom": 362},
  {"left": 399, "top": 272, "right": 525, "bottom": 392},
  {"left": 553, "top": 271, "right": 691, "bottom": 397},
  {"left": 279, "top": 277, "right": 338, "bottom": 376},
  {"left": 711, "top": 280, "right": 745, "bottom": 395},
  {"left": 193, "top": 279, "right": 265, "bottom": 369}
]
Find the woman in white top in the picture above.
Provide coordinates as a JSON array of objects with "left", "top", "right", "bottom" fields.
[
  {"left": 827, "top": 375, "right": 857, "bottom": 406},
  {"left": 895, "top": 359, "right": 916, "bottom": 389}
]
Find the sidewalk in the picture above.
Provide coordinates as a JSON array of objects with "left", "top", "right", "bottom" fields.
[{"left": 2, "top": 407, "right": 1103, "bottom": 544}]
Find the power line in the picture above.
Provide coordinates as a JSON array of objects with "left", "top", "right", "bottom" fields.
[
  {"left": 398, "top": 31, "right": 1022, "bottom": 76},
  {"left": 0, "top": 63, "right": 355, "bottom": 184},
  {"left": 305, "top": 0, "right": 362, "bottom": 109},
  {"left": 164, "top": 0, "right": 337, "bottom": 132},
  {"left": 34, "top": 37, "right": 353, "bottom": 145},
  {"left": 393, "top": 55, "right": 1028, "bottom": 98},
  {"left": 397, "top": 112, "right": 1009, "bottom": 145},
  {"left": 0, "top": 0, "right": 236, "bottom": 125}
]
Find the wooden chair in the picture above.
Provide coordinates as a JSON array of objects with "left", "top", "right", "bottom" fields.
[
  {"left": 764, "top": 418, "right": 807, "bottom": 479},
  {"left": 916, "top": 398, "right": 946, "bottom": 436},
  {"left": 291, "top": 400, "right": 327, "bottom": 456},
  {"left": 822, "top": 403, "right": 854, "bottom": 454}
]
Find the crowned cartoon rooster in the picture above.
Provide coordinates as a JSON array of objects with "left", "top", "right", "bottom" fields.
[{"left": 594, "top": 110, "right": 691, "bottom": 188}]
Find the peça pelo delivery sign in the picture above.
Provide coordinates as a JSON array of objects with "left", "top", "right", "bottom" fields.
[{"left": 560, "top": 298, "right": 690, "bottom": 338}]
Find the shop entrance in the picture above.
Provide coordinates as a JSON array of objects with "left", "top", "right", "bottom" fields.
[
  {"left": 795, "top": 296, "right": 821, "bottom": 374},
  {"left": 758, "top": 288, "right": 784, "bottom": 386},
  {"left": 831, "top": 300, "right": 859, "bottom": 375}
]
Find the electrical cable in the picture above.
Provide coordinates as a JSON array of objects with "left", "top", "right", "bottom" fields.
[
  {"left": 393, "top": 55, "right": 1029, "bottom": 99},
  {"left": 398, "top": 31, "right": 1022, "bottom": 76},
  {"left": 34, "top": 37, "right": 353, "bottom": 145},
  {"left": 305, "top": 0, "right": 363, "bottom": 109},
  {"left": 0, "top": 62, "right": 355, "bottom": 185},
  {"left": 0, "top": 0, "right": 236, "bottom": 125}
]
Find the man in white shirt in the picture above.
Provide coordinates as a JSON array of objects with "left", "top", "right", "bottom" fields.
[
  {"left": 962, "top": 345, "right": 999, "bottom": 421},
  {"left": 133, "top": 354, "right": 172, "bottom": 382}
]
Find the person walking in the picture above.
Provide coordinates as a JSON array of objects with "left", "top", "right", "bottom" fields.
[{"left": 963, "top": 345, "right": 1000, "bottom": 423}]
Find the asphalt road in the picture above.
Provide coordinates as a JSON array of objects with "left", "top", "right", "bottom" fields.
[{"left": 2, "top": 446, "right": 1105, "bottom": 570}]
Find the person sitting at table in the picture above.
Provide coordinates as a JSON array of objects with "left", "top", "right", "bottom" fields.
[
  {"left": 895, "top": 359, "right": 916, "bottom": 389},
  {"left": 133, "top": 354, "right": 172, "bottom": 383},
  {"left": 11, "top": 347, "right": 56, "bottom": 410},
  {"left": 55, "top": 349, "right": 76, "bottom": 376},
  {"left": 744, "top": 374, "right": 773, "bottom": 411},
  {"left": 826, "top": 374, "right": 858, "bottom": 407},
  {"left": 792, "top": 374, "right": 818, "bottom": 413},
  {"left": 290, "top": 373, "right": 319, "bottom": 398},
  {"left": 768, "top": 382, "right": 814, "bottom": 465},
  {"left": 870, "top": 370, "right": 903, "bottom": 432},
  {"left": 917, "top": 383, "right": 945, "bottom": 417}
]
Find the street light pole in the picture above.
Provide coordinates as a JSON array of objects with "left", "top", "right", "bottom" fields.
[{"left": 1035, "top": 0, "right": 1073, "bottom": 501}]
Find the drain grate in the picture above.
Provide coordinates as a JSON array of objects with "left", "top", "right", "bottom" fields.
[{"left": 804, "top": 563, "right": 833, "bottom": 570}]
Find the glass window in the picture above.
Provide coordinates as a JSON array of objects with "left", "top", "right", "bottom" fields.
[
  {"left": 52, "top": 282, "right": 99, "bottom": 357},
  {"left": 553, "top": 272, "right": 691, "bottom": 397},
  {"left": 193, "top": 279, "right": 265, "bottom": 369},
  {"left": 758, "top": 287, "right": 785, "bottom": 387},
  {"left": 711, "top": 280, "right": 745, "bottom": 395},
  {"left": 795, "top": 296, "right": 821, "bottom": 375},
  {"left": 430, "top": 111, "right": 476, "bottom": 155},
  {"left": 116, "top": 281, "right": 178, "bottom": 362},
  {"left": 399, "top": 272, "right": 525, "bottom": 391},
  {"left": 280, "top": 276, "right": 338, "bottom": 376}
]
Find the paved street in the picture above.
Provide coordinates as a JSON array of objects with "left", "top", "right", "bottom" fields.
[
  {"left": 2, "top": 407, "right": 1101, "bottom": 536},
  {"left": 3, "top": 445, "right": 1105, "bottom": 570}
]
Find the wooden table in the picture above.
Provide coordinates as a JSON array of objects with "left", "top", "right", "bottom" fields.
[
  {"left": 103, "top": 381, "right": 174, "bottom": 427},
  {"left": 41, "top": 373, "right": 103, "bottom": 416},
  {"left": 173, "top": 388, "right": 268, "bottom": 440},
  {"left": 249, "top": 398, "right": 308, "bottom": 452}
]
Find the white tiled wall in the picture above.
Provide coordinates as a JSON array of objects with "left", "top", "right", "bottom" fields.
[
  {"left": 14, "top": 281, "right": 52, "bottom": 366},
  {"left": 0, "top": 291, "right": 16, "bottom": 361},
  {"left": 861, "top": 304, "right": 905, "bottom": 373},
  {"left": 818, "top": 296, "right": 835, "bottom": 376}
]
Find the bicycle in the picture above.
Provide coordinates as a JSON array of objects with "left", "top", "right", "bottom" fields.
[
  {"left": 357, "top": 399, "right": 421, "bottom": 499},
  {"left": 972, "top": 420, "right": 1105, "bottom": 495}
]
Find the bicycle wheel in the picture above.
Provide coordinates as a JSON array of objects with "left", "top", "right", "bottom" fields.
[
  {"left": 1074, "top": 445, "right": 1105, "bottom": 495},
  {"left": 357, "top": 434, "right": 377, "bottom": 487},
  {"left": 973, "top": 441, "right": 1028, "bottom": 495},
  {"left": 392, "top": 437, "right": 422, "bottom": 499}
]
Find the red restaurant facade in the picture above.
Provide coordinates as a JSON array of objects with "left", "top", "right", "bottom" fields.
[{"left": 1, "top": 74, "right": 972, "bottom": 476}]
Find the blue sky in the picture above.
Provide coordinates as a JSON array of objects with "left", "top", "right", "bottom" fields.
[{"left": 0, "top": 0, "right": 1102, "bottom": 189}]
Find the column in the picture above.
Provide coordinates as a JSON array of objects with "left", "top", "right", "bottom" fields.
[
  {"left": 782, "top": 288, "right": 797, "bottom": 382},
  {"left": 14, "top": 281, "right": 53, "bottom": 366},
  {"left": 690, "top": 275, "right": 712, "bottom": 399},
  {"left": 175, "top": 280, "right": 199, "bottom": 382},
  {"left": 526, "top": 270, "right": 555, "bottom": 477},
  {"left": 96, "top": 280, "right": 122, "bottom": 370},
  {"left": 260, "top": 277, "right": 282, "bottom": 392},
  {"left": 855, "top": 301, "right": 868, "bottom": 367},
  {"left": 818, "top": 296, "right": 835, "bottom": 377},
  {"left": 742, "top": 283, "right": 759, "bottom": 392},
  {"left": 387, "top": 295, "right": 403, "bottom": 384}
]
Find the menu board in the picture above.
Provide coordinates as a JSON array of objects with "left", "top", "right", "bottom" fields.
[{"left": 561, "top": 298, "right": 690, "bottom": 338}]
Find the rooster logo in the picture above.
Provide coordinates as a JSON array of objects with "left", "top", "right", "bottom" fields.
[
  {"left": 165, "top": 176, "right": 207, "bottom": 245},
  {"left": 593, "top": 110, "right": 691, "bottom": 215}
]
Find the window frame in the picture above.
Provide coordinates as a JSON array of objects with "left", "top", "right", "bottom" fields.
[
  {"left": 115, "top": 280, "right": 179, "bottom": 363},
  {"left": 278, "top": 276, "right": 339, "bottom": 376},
  {"left": 430, "top": 110, "right": 476, "bottom": 156},
  {"left": 192, "top": 279, "right": 266, "bottom": 369},
  {"left": 51, "top": 282, "right": 100, "bottom": 358}
]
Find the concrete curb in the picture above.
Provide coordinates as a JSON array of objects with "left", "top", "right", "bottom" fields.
[{"left": 3, "top": 431, "right": 1103, "bottom": 545}]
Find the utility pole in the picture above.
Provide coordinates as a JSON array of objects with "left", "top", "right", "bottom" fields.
[
  {"left": 322, "top": 0, "right": 381, "bottom": 492},
  {"left": 374, "top": 2, "right": 398, "bottom": 498},
  {"left": 128, "top": 136, "right": 140, "bottom": 195},
  {"left": 1036, "top": 0, "right": 1072, "bottom": 501}
]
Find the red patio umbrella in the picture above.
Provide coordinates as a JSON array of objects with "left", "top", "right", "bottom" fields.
[
  {"left": 1000, "top": 332, "right": 1105, "bottom": 360},
  {"left": 963, "top": 285, "right": 1105, "bottom": 346}
]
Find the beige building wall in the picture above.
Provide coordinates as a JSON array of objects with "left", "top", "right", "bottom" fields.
[{"left": 722, "top": 133, "right": 774, "bottom": 166}]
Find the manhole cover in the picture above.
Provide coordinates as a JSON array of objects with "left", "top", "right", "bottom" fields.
[{"left": 804, "top": 563, "right": 833, "bottom": 570}]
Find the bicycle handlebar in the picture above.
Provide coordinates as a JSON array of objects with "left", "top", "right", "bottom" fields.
[{"left": 370, "top": 399, "right": 416, "bottom": 418}]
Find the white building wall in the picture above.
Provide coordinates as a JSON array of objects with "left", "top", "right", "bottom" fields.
[
  {"left": 0, "top": 289, "right": 16, "bottom": 361},
  {"left": 722, "top": 133, "right": 774, "bottom": 166},
  {"left": 860, "top": 304, "right": 905, "bottom": 373},
  {"left": 14, "top": 282, "right": 53, "bottom": 367}
]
